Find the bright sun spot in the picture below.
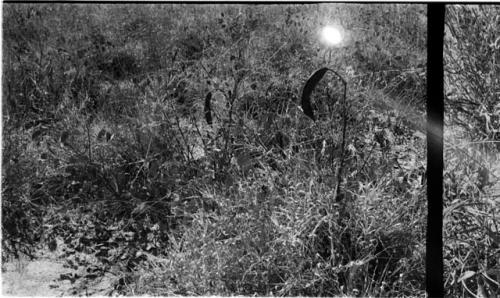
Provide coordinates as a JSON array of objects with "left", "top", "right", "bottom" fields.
[{"left": 321, "top": 26, "right": 343, "bottom": 46}]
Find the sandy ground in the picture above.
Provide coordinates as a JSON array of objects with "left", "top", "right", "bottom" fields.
[
  {"left": 1, "top": 241, "right": 115, "bottom": 297},
  {"left": 1, "top": 254, "right": 73, "bottom": 297}
]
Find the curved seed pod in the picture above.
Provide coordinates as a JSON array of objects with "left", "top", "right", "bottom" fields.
[
  {"left": 204, "top": 91, "right": 213, "bottom": 125},
  {"left": 301, "top": 67, "right": 330, "bottom": 121}
]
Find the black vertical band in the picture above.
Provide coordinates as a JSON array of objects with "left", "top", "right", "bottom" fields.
[{"left": 426, "top": 4, "right": 445, "bottom": 298}]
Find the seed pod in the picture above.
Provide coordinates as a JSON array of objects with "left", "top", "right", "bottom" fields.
[
  {"left": 204, "top": 92, "right": 213, "bottom": 125},
  {"left": 301, "top": 67, "right": 329, "bottom": 121}
]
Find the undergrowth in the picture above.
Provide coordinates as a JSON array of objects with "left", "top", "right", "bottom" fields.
[{"left": 2, "top": 3, "right": 498, "bottom": 297}]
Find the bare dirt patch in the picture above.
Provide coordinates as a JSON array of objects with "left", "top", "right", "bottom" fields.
[
  {"left": 2, "top": 254, "right": 73, "bottom": 297},
  {"left": 2, "top": 245, "right": 115, "bottom": 297}
]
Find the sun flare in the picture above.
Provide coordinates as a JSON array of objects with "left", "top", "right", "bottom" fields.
[{"left": 321, "top": 25, "right": 343, "bottom": 46}]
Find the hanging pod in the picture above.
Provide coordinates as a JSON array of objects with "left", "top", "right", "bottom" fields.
[
  {"left": 204, "top": 91, "right": 213, "bottom": 125},
  {"left": 301, "top": 67, "right": 346, "bottom": 121},
  {"left": 301, "top": 67, "right": 330, "bottom": 121}
]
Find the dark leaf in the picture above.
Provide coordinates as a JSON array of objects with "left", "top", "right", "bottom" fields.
[
  {"left": 48, "top": 239, "right": 57, "bottom": 251},
  {"left": 84, "top": 273, "right": 99, "bottom": 279},
  {"left": 301, "top": 67, "right": 329, "bottom": 121},
  {"left": 31, "top": 128, "right": 44, "bottom": 140},
  {"left": 105, "top": 131, "right": 113, "bottom": 142},
  {"left": 204, "top": 91, "right": 213, "bottom": 125},
  {"left": 95, "top": 248, "right": 109, "bottom": 257},
  {"left": 97, "top": 128, "right": 107, "bottom": 141},
  {"left": 60, "top": 131, "right": 71, "bottom": 147}
]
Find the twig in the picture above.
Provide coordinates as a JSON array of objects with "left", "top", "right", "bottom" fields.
[
  {"left": 86, "top": 117, "right": 92, "bottom": 163},
  {"left": 169, "top": 103, "right": 193, "bottom": 162},
  {"left": 162, "top": 110, "right": 189, "bottom": 161},
  {"left": 131, "top": 134, "right": 153, "bottom": 187},
  {"left": 327, "top": 69, "right": 348, "bottom": 203},
  {"left": 192, "top": 118, "right": 209, "bottom": 155},
  {"left": 358, "top": 141, "right": 377, "bottom": 175}
]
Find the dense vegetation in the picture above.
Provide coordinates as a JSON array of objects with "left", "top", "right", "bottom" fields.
[
  {"left": 443, "top": 5, "right": 500, "bottom": 297},
  {"left": 1, "top": 4, "right": 498, "bottom": 296}
]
